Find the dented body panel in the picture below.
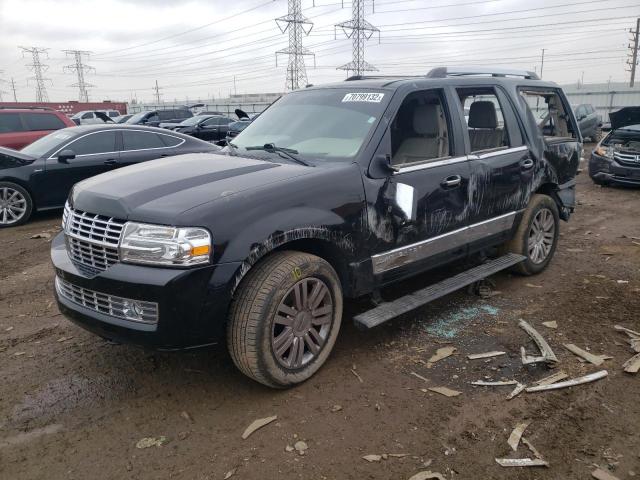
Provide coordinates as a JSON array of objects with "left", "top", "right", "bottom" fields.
[{"left": 52, "top": 75, "right": 580, "bottom": 349}]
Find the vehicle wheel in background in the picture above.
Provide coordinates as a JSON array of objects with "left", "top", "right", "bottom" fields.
[
  {"left": 500, "top": 194, "right": 559, "bottom": 276},
  {"left": 0, "top": 181, "right": 33, "bottom": 228},
  {"left": 227, "top": 251, "right": 343, "bottom": 388}
]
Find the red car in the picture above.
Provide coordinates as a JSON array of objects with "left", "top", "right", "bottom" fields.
[{"left": 0, "top": 108, "right": 76, "bottom": 150}]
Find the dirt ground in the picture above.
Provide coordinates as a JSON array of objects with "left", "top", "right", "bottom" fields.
[{"left": 1, "top": 145, "right": 639, "bottom": 480}]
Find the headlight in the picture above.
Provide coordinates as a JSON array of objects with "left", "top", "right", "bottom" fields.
[
  {"left": 594, "top": 145, "right": 613, "bottom": 159},
  {"left": 119, "top": 222, "right": 211, "bottom": 267}
]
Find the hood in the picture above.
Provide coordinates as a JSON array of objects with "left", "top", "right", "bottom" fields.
[
  {"left": 0, "top": 146, "right": 36, "bottom": 170},
  {"left": 95, "top": 111, "right": 114, "bottom": 123},
  {"left": 235, "top": 108, "right": 250, "bottom": 120},
  {"left": 70, "top": 153, "right": 313, "bottom": 224},
  {"left": 610, "top": 107, "right": 640, "bottom": 131}
]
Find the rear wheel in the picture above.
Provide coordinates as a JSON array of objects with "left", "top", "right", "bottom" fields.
[
  {"left": 227, "top": 251, "right": 343, "bottom": 388},
  {"left": 0, "top": 182, "right": 32, "bottom": 228},
  {"left": 501, "top": 194, "right": 559, "bottom": 275}
]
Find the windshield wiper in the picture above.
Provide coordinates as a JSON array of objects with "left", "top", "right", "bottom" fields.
[{"left": 245, "top": 143, "right": 311, "bottom": 166}]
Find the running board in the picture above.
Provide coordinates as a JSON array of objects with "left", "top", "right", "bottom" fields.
[{"left": 353, "top": 253, "right": 526, "bottom": 330}]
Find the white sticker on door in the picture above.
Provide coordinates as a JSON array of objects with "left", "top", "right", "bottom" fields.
[{"left": 342, "top": 92, "right": 385, "bottom": 103}]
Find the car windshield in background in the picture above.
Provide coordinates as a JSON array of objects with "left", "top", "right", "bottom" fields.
[
  {"left": 231, "top": 89, "right": 389, "bottom": 160},
  {"left": 126, "top": 112, "right": 148, "bottom": 123},
  {"left": 21, "top": 129, "right": 75, "bottom": 157},
  {"left": 179, "top": 116, "right": 208, "bottom": 126}
]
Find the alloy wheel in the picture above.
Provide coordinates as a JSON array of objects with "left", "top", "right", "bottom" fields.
[
  {"left": 0, "top": 187, "right": 27, "bottom": 225},
  {"left": 528, "top": 207, "right": 555, "bottom": 264},
  {"left": 271, "top": 277, "right": 334, "bottom": 369}
]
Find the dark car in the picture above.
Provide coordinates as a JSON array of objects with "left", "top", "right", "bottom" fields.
[
  {"left": 115, "top": 114, "right": 133, "bottom": 124},
  {"left": 0, "top": 108, "right": 76, "bottom": 150},
  {"left": 573, "top": 103, "right": 600, "bottom": 142},
  {"left": 52, "top": 67, "right": 580, "bottom": 387},
  {"left": 589, "top": 106, "right": 640, "bottom": 186},
  {"left": 0, "top": 125, "right": 218, "bottom": 227},
  {"left": 127, "top": 109, "right": 192, "bottom": 128},
  {"left": 172, "top": 115, "right": 233, "bottom": 142},
  {"left": 225, "top": 119, "right": 252, "bottom": 144}
]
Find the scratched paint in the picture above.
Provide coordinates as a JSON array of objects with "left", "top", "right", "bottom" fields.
[{"left": 425, "top": 304, "right": 499, "bottom": 338}]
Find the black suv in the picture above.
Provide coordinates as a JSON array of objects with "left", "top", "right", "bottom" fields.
[{"left": 52, "top": 67, "right": 581, "bottom": 388}]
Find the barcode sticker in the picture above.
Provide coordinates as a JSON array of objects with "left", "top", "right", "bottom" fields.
[{"left": 342, "top": 92, "right": 385, "bottom": 103}]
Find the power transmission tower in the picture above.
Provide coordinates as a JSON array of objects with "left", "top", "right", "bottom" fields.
[
  {"left": 0, "top": 71, "right": 7, "bottom": 102},
  {"left": 275, "top": 0, "right": 315, "bottom": 91},
  {"left": 153, "top": 80, "right": 162, "bottom": 104},
  {"left": 19, "top": 46, "right": 51, "bottom": 102},
  {"left": 10, "top": 78, "right": 18, "bottom": 102},
  {"left": 335, "top": 0, "right": 380, "bottom": 78},
  {"left": 627, "top": 18, "right": 639, "bottom": 87},
  {"left": 63, "top": 50, "right": 95, "bottom": 102}
]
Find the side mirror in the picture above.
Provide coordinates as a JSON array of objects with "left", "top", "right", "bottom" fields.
[
  {"left": 369, "top": 153, "right": 398, "bottom": 178},
  {"left": 57, "top": 149, "right": 76, "bottom": 163}
]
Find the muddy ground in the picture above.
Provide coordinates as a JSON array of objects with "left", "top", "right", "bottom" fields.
[{"left": 1, "top": 146, "right": 639, "bottom": 479}]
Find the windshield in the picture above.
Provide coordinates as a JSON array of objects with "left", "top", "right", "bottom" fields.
[
  {"left": 179, "top": 116, "right": 208, "bottom": 126},
  {"left": 21, "top": 129, "right": 75, "bottom": 157},
  {"left": 126, "top": 112, "right": 150, "bottom": 124},
  {"left": 231, "top": 88, "right": 389, "bottom": 160}
]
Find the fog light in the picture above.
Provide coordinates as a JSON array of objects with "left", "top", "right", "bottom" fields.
[{"left": 122, "top": 300, "right": 145, "bottom": 321}]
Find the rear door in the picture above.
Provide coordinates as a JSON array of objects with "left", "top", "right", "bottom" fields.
[
  {"left": 198, "top": 117, "right": 230, "bottom": 141},
  {"left": 119, "top": 130, "right": 184, "bottom": 166},
  {"left": 456, "top": 86, "right": 532, "bottom": 251},
  {"left": 0, "top": 112, "right": 30, "bottom": 149},
  {"left": 41, "top": 130, "right": 120, "bottom": 207}
]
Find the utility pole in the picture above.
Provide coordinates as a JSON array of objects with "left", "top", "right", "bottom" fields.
[
  {"left": 539, "top": 48, "right": 546, "bottom": 80},
  {"left": 627, "top": 18, "right": 639, "bottom": 87},
  {"left": 336, "top": 0, "right": 380, "bottom": 78},
  {"left": 19, "top": 46, "right": 51, "bottom": 102},
  {"left": 275, "top": 0, "right": 315, "bottom": 91},
  {"left": 153, "top": 80, "right": 162, "bottom": 104},
  {"left": 10, "top": 78, "right": 18, "bottom": 102},
  {"left": 63, "top": 50, "right": 95, "bottom": 102},
  {"left": 0, "top": 71, "right": 6, "bottom": 102}
]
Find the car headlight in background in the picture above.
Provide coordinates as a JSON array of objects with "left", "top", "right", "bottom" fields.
[
  {"left": 119, "top": 222, "right": 211, "bottom": 267},
  {"left": 594, "top": 145, "right": 614, "bottom": 159}
]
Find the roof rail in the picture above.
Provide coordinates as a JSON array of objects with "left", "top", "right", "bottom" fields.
[
  {"left": 345, "top": 75, "right": 423, "bottom": 81},
  {"left": 426, "top": 66, "right": 540, "bottom": 80},
  {"left": 0, "top": 106, "right": 54, "bottom": 111}
]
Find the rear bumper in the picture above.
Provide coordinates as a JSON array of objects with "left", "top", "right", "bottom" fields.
[
  {"left": 589, "top": 153, "right": 640, "bottom": 186},
  {"left": 51, "top": 232, "right": 241, "bottom": 350}
]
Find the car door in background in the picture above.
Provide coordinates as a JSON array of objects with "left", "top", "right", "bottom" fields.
[
  {"left": 197, "top": 117, "right": 231, "bottom": 141},
  {"left": 41, "top": 130, "right": 120, "bottom": 208}
]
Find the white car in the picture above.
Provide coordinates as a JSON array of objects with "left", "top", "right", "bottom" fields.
[{"left": 71, "top": 110, "right": 121, "bottom": 125}]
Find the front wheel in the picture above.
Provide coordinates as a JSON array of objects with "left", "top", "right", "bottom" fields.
[
  {"left": 0, "top": 182, "right": 33, "bottom": 228},
  {"left": 500, "top": 194, "right": 560, "bottom": 275},
  {"left": 227, "top": 251, "right": 343, "bottom": 388}
]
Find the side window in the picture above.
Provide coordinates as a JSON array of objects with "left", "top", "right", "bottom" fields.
[
  {"left": 390, "top": 90, "right": 450, "bottom": 166},
  {"left": 159, "top": 135, "right": 183, "bottom": 147},
  {"left": 81, "top": 112, "right": 93, "bottom": 119},
  {"left": 67, "top": 131, "right": 117, "bottom": 156},
  {"left": 108, "top": 111, "right": 119, "bottom": 118},
  {"left": 180, "top": 111, "right": 192, "bottom": 119},
  {"left": 202, "top": 117, "right": 220, "bottom": 126},
  {"left": 0, "top": 113, "right": 25, "bottom": 133},
  {"left": 146, "top": 113, "right": 159, "bottom": 123},
  {"left": 23, "top": 113, "right": 67, "bottom": 131},
  {"left": 456, "top": 87, "right": 510, "bottom": 153},
  {"left": 158, "top": 111, "right": 172, "bottom": 121},
  {"left": 122, "top": 131, "right": 166, "bottom": 150},
  {"left": 519, "top": 88, "right": 576, "bottom": 140},
  {"left": 575, "top": 105, "right": 585, "bottom": 118}
]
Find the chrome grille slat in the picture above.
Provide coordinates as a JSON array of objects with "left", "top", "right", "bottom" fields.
[
  {"left": 55, "top": 277, "right": 158, "bottom": 324},
  {"left": 63, "top": 203, "right": 125, "bottom": 273},
  {"left": 614, "top": 151, "right": 640, "bottom": 167}
]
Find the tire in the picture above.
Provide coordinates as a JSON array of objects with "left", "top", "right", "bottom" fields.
[
  {"left": 0, "top": 181, "right": 33, "bottom": 228},
  {"left": 227, "top": 251, "right": 343, "bottom": 388},
  {"left": 500, "top": 194, "right": 560, "bottom": 276}
]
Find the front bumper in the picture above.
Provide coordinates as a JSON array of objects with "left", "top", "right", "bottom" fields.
[
  {"left": 51, "top": 232, "right": 241, "bottom": 349},
  {"left": 589, "top": 152, "right": 640, "bottom": 186}
]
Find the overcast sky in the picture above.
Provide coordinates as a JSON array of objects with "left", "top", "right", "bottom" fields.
[{"left": 0, "top": 0, "right": 638, "bottom": 103}]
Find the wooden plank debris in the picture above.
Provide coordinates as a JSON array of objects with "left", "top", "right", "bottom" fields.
[
  {"left": 507, "top": 421, "right": 530, "bottom": 451},
  {"left": 519, "top": 319, "right": 558, "bottom": 365},
  {"left": 592, "top": 468, "right": 621, "bottom": 480},
  {"left": 533, "top": 371, "right": 569, "bottom": 386},
  {"left": 471, "top": 380, "right": 518, "bottom": 386},
  {"left": 526, "top": 370, "right": 608, "bottom": 392},
  {"left": 408, "top": 471, "right": 447, "bottom": 480},
  {"left": 495, "top": 458, "right": 549, "bottom": 467},
  {"left": 541, "top": 321, "right": 558, "bottom": 329},
  {"left": 564, "top": 344, "right": 608, "bottom": 366},
  {"left": 614, "top": 325, "right": 640, "bottom": 337},
  {"left": 410, "top": 371, "right": 429, "bottom": 382},
  {"left": 428, "top": 386, "right": 461, "bottom": 397},
  {"left": 467, "top": 351, "right": 506, "bottom": 360},
  {"left": 623, "top": 353, "right": 640, "bottom": 373},
  {"left": 241, "top": 415, "right": 277, "bottom": 440},
  {"left": 506, "top": 383, "right": 526, "bottom": 400},
  {"left": 521, "top": 437, "right": 543, "bottom": 459},
  {"left": 427, "top": 346, "right": 456, "bottom": 367}
]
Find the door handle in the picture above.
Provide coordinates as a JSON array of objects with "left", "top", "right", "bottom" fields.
[
  {"left": 441, "top": 175, "right": 462, "bottom": 188},
  {"left": 521, "top": 158, "right": 534, "bottom": 170},
  {"left": 103, "top": 159, "right": 117, "bottom": 166}
]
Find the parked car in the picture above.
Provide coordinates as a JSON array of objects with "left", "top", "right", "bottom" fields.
[
  {"left": 172, "top": 115, "right": 233, "bottom": 142},
  {"left": 224, "top": 119, "right": 253, "bottom": 144},
  {"left": 589, "top": 106, "right": 640, "bottom": 186},
  {"left": 52, "top": 67, "right": 580, "bottom": 387},
  {"left": 71, "top": 110, "right": 120, "bottom": 125},
  {"left": 573, "top": 103, "right": 600, "bottom": 142},
  {"left": 0, "top": 108, "right": 76, "bottom": 150},
  {"left": 0, "top": 125, "right": 218, "bottom": 227},
  {"left": 115, "top": 114, "right": 133, "bottom": 124},
  {"left": 129, "top": 109, "right": 192, "bottom": 128}
]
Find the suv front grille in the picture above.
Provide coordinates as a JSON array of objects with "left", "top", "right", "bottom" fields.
[
  {"left": 63, "top": 203, "right": 125, "bottom": 273},
  {"left": 614, "top": 151, "right": 640, "bottom": 167},
  {"left": 55, "top": 276, "right": 158, "bottom": 324}
]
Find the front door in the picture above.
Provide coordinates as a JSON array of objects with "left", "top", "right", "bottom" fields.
[
  {"left": 42, "top": 130, "right": 119, "bottom": 207},
  {"left": 368, "top": 88, "right": 472, "bottom": 283}
]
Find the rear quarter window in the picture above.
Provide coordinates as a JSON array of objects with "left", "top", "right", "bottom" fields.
[
  {"left": 0, "top": 113, "right": 25, "bottom": 133},
  {"left": 123, "top": 131, "right": 166, "bottom": 150},
  {"left": 159, "top": 135, "right": 184, "bottom": 147},
  {"left": 23, "top": 113, "right": 67, "bottom": 131}
]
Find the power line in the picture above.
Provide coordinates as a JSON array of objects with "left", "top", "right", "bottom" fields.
[
  {"left": 335, "top": 0, "right": 380, "bottom": 77},
  {"left": 19, "top": 46, "right": 51, "bottom": 102},
  {"left": 627, "top": 17, "right": 639, "bottom": 87},
  {"left": 275, "top": 0, "right": 315, "bottom": 90},
  {"left": 63, "top": 50, "right": 96, "bottom": 102}
]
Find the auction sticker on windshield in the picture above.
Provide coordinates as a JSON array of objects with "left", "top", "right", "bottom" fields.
[{"left": 342, "top": 92, "right": 385, "bottom": 103}]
